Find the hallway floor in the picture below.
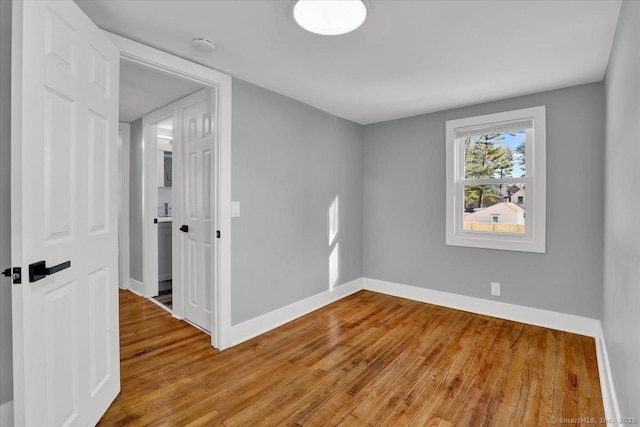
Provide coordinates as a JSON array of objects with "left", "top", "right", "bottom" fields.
[{"left": 153, "top": 279, "right": 172, "bottom": 309}]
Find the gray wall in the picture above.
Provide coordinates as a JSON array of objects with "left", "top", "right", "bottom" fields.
[
  {"left": 363, "top": 83, "right": 604, "bottom": 319},
  {"left": 231, "top": 78, "right": 363, "bottom": 325},
  {"left": 129, "top": 119, "right": 143, "bottom": 282},
  {"left": 603, "top": 0, "right": 640, "bottom": 416},
  {"left": 0, "top": 0, "right": 12, "bottom": 406}
]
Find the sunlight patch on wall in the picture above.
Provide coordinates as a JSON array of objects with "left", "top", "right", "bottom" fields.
[
  {"left": 329, "top": 243, "right": 340, "bottom": 291},
  {"left": 328, "top": 196, "right": 340, "bottom": 291},
  {"left": 329, "top": 196, "right": 339, "bottom": 246}
]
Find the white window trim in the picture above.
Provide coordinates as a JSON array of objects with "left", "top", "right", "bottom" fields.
[{"left": 445, "top": 106, "right": 546, "bottom": 253}]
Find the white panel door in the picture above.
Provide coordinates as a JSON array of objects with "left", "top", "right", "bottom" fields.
[
  {"left": 178, "top": 89, "right": 214, "bottom": 332},
  {"left": 11, "top": 1, "right": 120, "bottom": 426}
]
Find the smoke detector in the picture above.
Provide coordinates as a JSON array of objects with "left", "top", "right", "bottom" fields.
[{"left": 191, "top": 37, "right": 216, "bottom": 54}]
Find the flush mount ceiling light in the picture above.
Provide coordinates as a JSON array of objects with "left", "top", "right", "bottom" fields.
[
  {"left": 293, "top": 0, "right": 367, "bottom": 36},
  {"left": 191, "top": 37, "right": 216, "bottom": 53}
]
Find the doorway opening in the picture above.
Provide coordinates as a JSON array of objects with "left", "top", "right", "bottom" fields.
[
  {"left": 114, "top": 35, "right": 230, "bottom": 345},
  {"left": 154, "top": 117, "right": 174, "bottom": 311},
  {"left": 118, "top": 58, "right": 208, "bottom": 326}
]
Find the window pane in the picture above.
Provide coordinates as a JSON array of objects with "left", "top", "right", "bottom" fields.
[
  {"left": 464, "top": 130, "right": 526, "bottom": 179},
  {"left": 463, "top": 183, "right": 525, "bottom": 234}
]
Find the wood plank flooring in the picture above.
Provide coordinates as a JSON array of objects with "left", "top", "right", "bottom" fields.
[{"left": 99, "top": 290, "right": 604, "bottom": 426}]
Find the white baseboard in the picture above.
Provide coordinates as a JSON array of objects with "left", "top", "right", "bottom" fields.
[
  {"left": 158, "top": 274, "right": 172, "bottom": 282},
  {"left": 595, "top": 324, "right": 621, "bottom": 425},
  {"left": 228, "top": 278, "right": 364, "bottom": 347},
  {"left": 0, "top": 400, "right": 13, "bottom": 427},
  {"left": 363, "top": 278, "right": 600, "bottom": 337},
  {"left": 128, "top": 278, "right": 144, "bottom": 296}
]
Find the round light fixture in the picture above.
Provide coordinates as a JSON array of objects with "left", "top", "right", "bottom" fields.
[
  {"left": 191, "top": 37, "right": 216, "bottom": 54},
  {"left": 293, "top": 0, "right": 367, "bottom": 36}
]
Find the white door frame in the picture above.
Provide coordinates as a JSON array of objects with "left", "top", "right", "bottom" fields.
[
  {"left": 118, "top": 122, "right": 131, "bottom": 290},
  {"left": 106, "top": 32, "right": 232, "bottom": 350}
]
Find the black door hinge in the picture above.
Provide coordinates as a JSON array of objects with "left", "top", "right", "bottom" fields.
[
  {"left": 2, "top": 267, "right": 21, "bottom": 284},
  {"left": 216, "top": 230, "right": 221, "bottom": 238}
]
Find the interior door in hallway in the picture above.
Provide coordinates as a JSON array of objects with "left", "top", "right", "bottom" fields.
[
  {"left": 178, "top": 89, "right": 214, "bottom": 332},
  {"left": 11, "top": 1, "right": 120, "bottom": 425}
]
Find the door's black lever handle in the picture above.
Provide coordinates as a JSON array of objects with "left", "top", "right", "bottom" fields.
[
  {"left": 179, "top": 225, "right": 189, "bottom": 233},
  {"left": 29, "top": 260, "right": 71, "bottom": 283}
]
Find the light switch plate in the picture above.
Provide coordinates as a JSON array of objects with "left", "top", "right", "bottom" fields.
[{"left": 231, "top": 201, "right": 240, "bottom": 218}]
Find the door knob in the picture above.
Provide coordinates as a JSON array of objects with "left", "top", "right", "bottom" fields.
[
  {"left": 179, "top": 225, "right": 189, "bottom": 233},
  {"left": 28, "top": 260, "right": 71, "bottom": 283}
]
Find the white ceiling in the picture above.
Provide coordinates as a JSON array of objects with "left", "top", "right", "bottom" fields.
[
  {"left": 78, "top": 0, "right": 621, "bottom": 125},
  {"left": 119, "top": 59, "right": 202, "bottom": 122}
]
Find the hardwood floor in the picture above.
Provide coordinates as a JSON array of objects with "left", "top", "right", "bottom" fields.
[{"left": 100, "top": 289, "right": 604, "bottom": 426}]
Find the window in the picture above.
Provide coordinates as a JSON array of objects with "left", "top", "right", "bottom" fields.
[{"left": 446, "top": 106, "right": 546, "bottom": 253}]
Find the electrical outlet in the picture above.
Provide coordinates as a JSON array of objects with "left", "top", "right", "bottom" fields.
[{"left": 491, "top": 282, "right": 501, "bottom": 296}]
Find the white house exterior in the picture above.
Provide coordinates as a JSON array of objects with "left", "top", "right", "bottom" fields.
[{"left": 511, "top": 189, "right": 525, "bottom": 207}]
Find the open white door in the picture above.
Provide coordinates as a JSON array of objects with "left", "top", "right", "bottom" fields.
[
  {"left": 177, "top": 89, "right": 214, "bottom": 332},
  {"left": 11, "top": 1, "right": 120, "bottom": 426}
]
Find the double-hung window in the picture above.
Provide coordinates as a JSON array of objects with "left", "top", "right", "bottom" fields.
[{"left": 445, "top": 106, "right": 546, "bottom": 253}]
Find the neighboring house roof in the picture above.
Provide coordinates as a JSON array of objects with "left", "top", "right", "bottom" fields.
[
  {"left": 503, "top": 202, "right": 525, "bottom": 212},
  {"left": 464, "top": 202, "right": 525, "bottom": 222}
]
